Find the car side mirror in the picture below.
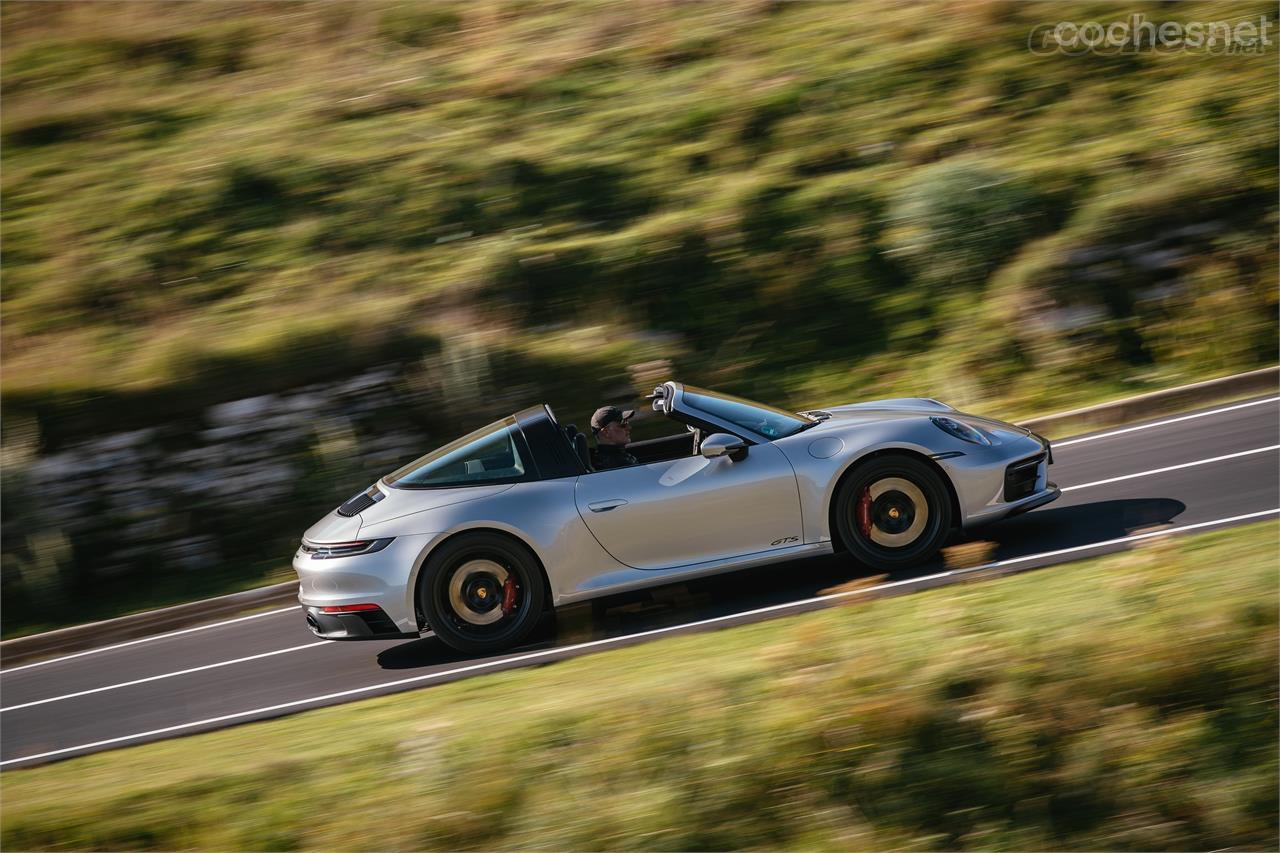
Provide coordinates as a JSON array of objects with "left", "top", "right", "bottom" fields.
[{"left": 700, "top": 433, "right": 749, "bottom": 462}]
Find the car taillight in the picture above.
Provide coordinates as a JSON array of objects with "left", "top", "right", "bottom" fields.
[
  {"left": 298, "top": 538, "right": 394, "bottom": 559},
  {"left": 319, "top": 603, "right": 383, "bottom": 613}
]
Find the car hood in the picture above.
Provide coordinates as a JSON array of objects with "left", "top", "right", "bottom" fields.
[
  {"left": 801, "top": 399, "right": 1033, "bottom": 444},
  {"left": 799, "top": 398, "right": 954, "bottom": 429}
]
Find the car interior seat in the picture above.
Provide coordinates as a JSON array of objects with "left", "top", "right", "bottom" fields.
[{"left": 564, "top": 424, "right": 592, "bottom": 471}]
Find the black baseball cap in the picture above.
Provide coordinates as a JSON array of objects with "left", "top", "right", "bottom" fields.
[{"left": 591, "top": 406, "right": 635, "bottom": 433}]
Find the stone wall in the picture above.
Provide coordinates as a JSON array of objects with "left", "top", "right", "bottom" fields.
[{"left": 3, "top": 366, "right": 436, "bottom": 602}]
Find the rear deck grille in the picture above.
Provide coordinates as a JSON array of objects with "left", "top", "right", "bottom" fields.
[
  {"left": 1004, "top": 453, "right": 1045, "bottom": 502},
  {"left": 337, "top": 484, "right": 386, "bottom": 517}
]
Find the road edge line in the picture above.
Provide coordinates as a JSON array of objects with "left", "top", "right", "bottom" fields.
[{"left": 1017, "top": 365, "right": 1277, "bottom": 435}]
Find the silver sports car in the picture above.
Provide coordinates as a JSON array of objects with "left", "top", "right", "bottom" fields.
[{"left": 294, "top": 382, "right": 1058, "bottom": 653}]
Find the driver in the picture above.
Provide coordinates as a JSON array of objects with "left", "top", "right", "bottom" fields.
[{"left": 590, "top": 406, "right": 638, "bottom": 470}]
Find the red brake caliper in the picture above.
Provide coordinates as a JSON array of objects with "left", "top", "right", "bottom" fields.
[
  {"left": 856, "top": 487, "right": 872, "bottom": 538},
  {"left": 501, "top": 576, "right": 519, "bottom": 616}
]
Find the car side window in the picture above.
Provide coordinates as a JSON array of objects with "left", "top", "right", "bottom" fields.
[{"left": 385, "top": 419, "right": 527, "bottom": 488}]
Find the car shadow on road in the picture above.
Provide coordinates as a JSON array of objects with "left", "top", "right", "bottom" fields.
[
  {"left": 963, "top": 497, "right": 1187, "bottom": 560},
  {"left": 375, "top": 497, "right": 1185, "bottom": 670},
  {"left": 375, "top": 619, "right": 563, "bottom": 670},
  {"left": 375, "top": 637, "right": 466, "bottom": 669}
]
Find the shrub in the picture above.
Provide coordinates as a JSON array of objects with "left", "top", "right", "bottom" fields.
[
  {"left": 890, "top": 159, "right": 1047, "bottom": 290},
  {"left": 377, "top": 3, "right": 462, "bottom": 48}
]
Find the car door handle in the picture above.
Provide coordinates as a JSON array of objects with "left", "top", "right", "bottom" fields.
[{"left": 588, "top": 499, "right": 628, "bottom": 513}]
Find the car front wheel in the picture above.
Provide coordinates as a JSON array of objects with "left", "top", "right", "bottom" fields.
[
  {"left": 418, "top": 532, "right": 547, "bottom": 655},
  {"left": 834, "top": 454, "right": 952, "bottom": 570}
]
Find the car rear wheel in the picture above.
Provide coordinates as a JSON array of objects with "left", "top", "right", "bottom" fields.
[
  {"left": 418, "top": 532, "right": 547, "bottom": 654},
  {"left": 834, "top": 455, "right": 952, "bottom": 570}
]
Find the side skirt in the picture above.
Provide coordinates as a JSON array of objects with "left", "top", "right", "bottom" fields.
[{"left": 555, "top": 541, "right": 836, "bottom": 606}]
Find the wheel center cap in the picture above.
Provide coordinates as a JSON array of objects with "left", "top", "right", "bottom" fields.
[{"left": 888, "top": 507, "right": 901, "bottom": 519}]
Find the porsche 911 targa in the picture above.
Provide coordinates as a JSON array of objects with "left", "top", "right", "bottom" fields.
[{"left": 295, "top": 382, "right": 1058, "bottom": 653}]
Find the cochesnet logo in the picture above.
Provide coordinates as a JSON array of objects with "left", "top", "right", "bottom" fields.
[{"left": 1028, "top": 13, "right": 1273, "bottom": 56}]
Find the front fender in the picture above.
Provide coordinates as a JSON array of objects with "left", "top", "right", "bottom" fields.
[{"left": 776, "top": 417, "right": 959, "bottom": 544}]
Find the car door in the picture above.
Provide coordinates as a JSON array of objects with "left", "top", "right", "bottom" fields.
[{"left": 573, "top": 441, "right": 803, "bottom": 570}]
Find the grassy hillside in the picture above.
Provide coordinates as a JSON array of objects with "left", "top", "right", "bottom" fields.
[
  {"left": 3, "top": 521, "right": 1276, "bottom": 851},
  {"left": 2, "top": 0, "right": 1276, "bottom": 440}
]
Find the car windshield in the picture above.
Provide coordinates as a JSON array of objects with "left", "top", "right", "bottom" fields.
[
  {"left": 681, "top": 386, "right": 813, "bottom": 440},
  {"left": 384, "top": 417, "right": 527, "bottom": 488}
]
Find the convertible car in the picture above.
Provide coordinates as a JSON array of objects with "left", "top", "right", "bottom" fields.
[{"left": 294, "top": 382, "right": 1058, "bottom": 653}]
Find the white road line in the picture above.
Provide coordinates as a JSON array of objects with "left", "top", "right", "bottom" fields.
[
  {"left": 1062, "top": 445, "right": 1280, "bottom": 493},
  {"left": 0, "top": 641, "right": 329, "bottom": 713},
  {"left": 0, "top": 607, "right": 299, "bottom": 676},
  {"left": 3, "top": 507, "right": 1275, "bottom": 768},
  {"left": 1053, "top": 396, "right": 1279, "bottom": 448},
  {"left": 976, "top": 509, "right": 1275, "bottom": 568}
]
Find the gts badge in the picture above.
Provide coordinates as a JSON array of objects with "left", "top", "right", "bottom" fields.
[{"left": 771, "top": 536, "right": 799, "bottom": 546}]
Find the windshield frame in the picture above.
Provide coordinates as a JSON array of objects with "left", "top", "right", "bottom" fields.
[{"left": 674, "top": 384, "right": 814, "bottom": 442}]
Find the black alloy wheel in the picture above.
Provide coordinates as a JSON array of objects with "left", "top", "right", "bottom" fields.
[
  {"left": 834, "top": 454, "right": 952, "bottom": 570},
  {"left": 418, "top": 532, "right": 547, "bottom": 654}
]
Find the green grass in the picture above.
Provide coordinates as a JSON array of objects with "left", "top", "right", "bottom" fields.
[
  {"left": 4, "top": 521, "right": 1276, "bottom": 851},
  {"left": 2, "top": 1, "right": 1276, "bottom": 435}
]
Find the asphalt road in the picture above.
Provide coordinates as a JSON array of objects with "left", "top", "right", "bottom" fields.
[{"left": 3, "top": 395, "right": 1276, "bottom": 769}]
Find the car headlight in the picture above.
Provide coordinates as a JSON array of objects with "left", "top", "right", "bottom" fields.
[{"left": 930, "top": 416, "right": 991, "bottom": 446}]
